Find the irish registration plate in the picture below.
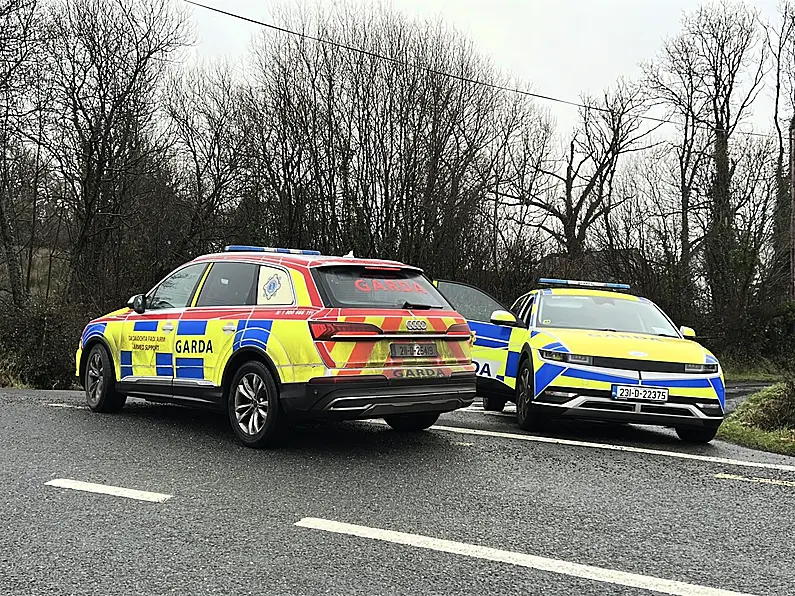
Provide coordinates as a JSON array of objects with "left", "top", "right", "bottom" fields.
[
  {"left": 390, "top": 343, "right": 438, "bottom": 358},
  {"left": 612, "top": 385, "right": 669, "bottom": 402}
]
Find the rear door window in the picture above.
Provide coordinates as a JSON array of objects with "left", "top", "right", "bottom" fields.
[
  {"left": 195, "top": 262, "right": 259, "bottom": 307},
  {"left": 313, "top": 266, "right": 451, "bottom": 309}
]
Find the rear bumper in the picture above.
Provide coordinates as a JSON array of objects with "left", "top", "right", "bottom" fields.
[
  {"left": 280, "top": 373, "right": 476, "bottom": 420},
  {"left": 534, "top": 390, "right": 724, "bottom": 428}
]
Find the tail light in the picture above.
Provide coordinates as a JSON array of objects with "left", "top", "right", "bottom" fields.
[
  {"left": 309, "top": 321, "right": 383, "bottom": 341},
  {"left": 446, "top": 322, "right": 472, "bottom": 338}
]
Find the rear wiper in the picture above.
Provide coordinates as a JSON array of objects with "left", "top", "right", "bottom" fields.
[{"left": 402, "top": 301, "right": 443, "bottom": 309}]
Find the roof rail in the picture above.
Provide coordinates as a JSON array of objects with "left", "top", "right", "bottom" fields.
[
  {"left": 223, "top": 245, "right": 321, "bottom": 256},
  {"left": 538, "top": 278, "right": 631, "bottom": 291}
]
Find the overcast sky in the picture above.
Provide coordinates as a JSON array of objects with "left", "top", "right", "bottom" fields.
[{"left": 186, "top": 0, "right": 783, "bottom": 135}]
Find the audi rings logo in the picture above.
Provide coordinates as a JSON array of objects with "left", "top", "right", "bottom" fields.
[{"left": 406, "top": 320, "right": 427, "bottom": 331}]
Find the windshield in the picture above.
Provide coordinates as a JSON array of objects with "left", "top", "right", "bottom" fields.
[
  {"left": 312, "top": 266, "right": 452, "bottom": 309},
  {"left": 535, "top": 294, "right": 679, "bottom": 336}
]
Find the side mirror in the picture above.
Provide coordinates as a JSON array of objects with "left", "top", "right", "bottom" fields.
[
  {"left": 490, "top": 309, "right": 518, "bottom": 326},
  {"left": 680, "top": 325, "right": 696, "bottom": 339},
  {"left": 127, "top": 294, "right": 146, "bottom": 314}
]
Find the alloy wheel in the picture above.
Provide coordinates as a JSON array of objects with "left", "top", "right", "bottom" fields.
[
  {"left": 87, "top": 351, "right": 104, "bottom": 406},
  {"left": 234, "top": 372, "right": 269, "bottom": 436}
]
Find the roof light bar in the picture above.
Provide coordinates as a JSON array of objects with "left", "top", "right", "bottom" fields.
[
  {"left": 223, "top": 245, "right": 321, "bottom": 255},
  {"left": 538, "top": 278, "right": 631, "bottom": 290}
]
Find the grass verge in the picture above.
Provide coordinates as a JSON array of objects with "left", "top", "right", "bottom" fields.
[{"left": 717, "top": 383, "right": 795, "bottom": 456}]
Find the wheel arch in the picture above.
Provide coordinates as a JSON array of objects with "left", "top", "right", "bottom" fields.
[
  {"left": 79, "top": 337, "right": 115, "bottom": 382},
  {"left": 221, "top": 347, "right": 281, "bottom": 401}
]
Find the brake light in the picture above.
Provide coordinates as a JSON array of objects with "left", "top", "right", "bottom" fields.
[
  {"left": 309, "top": 321, "right": 383, "bottom": 341},
  {"left": 446, "top": 322, "right": 471, "bottom": 337}
]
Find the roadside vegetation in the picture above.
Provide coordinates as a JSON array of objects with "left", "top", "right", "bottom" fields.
[
  {"left": 2, "top": 0, "right": 795, "bottom": 388},
  {"left": 718, "top": 383, "right": 795, "bottom": 456}
]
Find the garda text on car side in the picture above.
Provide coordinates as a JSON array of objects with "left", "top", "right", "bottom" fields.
[
  {"left": 435, "top": 277, "right": 725, "bottom": 443},
  {"left": 75, "top": 246, "right": 477, "bottom": 447}
]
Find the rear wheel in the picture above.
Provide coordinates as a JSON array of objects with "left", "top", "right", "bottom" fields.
[
  {"left": 482, "top": 396, "right": 506, "bottom": 412},
  {"left": 675, "top": 425, "right": 719, "bottom": 443},
  {"left": 84, "top": 344, "right": 126, "bottom": 413},
  {"left": 384, "top": 412, "right": 440, "bottom": 432},
  {"left": 516, "top": 358, "right": 544, "bottom": 431},
  {"left": 227, "top": 361, "right": 286, "bottom": 448}
]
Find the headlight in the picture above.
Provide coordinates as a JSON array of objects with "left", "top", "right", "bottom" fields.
[
  {"left": 538, "top": 350, "right": 592, "bottom": 365},
  {"left": 684, "top": 363, "right": 719, "bottom": 374}
]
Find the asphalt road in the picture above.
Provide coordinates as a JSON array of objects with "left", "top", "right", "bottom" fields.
[{"left": 1, "top": 385, "right": 793, "bottom": 596}]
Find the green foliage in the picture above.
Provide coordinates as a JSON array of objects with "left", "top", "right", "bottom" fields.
[
  {"left": 717, "top": 382, "right": 795, "bottom": 456},
  {"left": 0, "top": 301, "right": 93, "bottom": 389}
]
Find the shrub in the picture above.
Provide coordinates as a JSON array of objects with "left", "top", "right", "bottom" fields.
[{"left": 0, "top": 301, "right": 96, "bottom": 389}]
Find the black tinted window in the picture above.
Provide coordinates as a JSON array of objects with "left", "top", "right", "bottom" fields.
[
  {"left": 313, "top": 266, "right": 451, "bottom": 309},
  {"left": 196, "top": 262, "right": 258, "bottom": 307},
  {"left": 436, "top": 281, "right": 506, "bottom": 323},
  {"left": 148, "top": 264, "right": 207, "bottom": 310}
]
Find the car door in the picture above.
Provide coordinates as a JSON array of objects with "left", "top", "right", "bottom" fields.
[
  {"left": 434, "top": 280, "right": 527, "bottom": 393},
  {"left": 177, "top": 260, "right": 263, "bottom": 399},
  {"left": 118, "top": 262, "right": 208, "bottom": 398}
]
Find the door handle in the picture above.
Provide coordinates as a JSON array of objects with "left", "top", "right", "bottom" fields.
[
  {"left": 162, "top": 323, "right": 174, "bottom": 332},
  {"left": 223, "top": 323, "right": 236, "bottom": 334}
]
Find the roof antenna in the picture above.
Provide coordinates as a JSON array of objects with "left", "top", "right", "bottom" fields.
[{"left": 343, "top": 250, "right": 355, "bottom": 258}]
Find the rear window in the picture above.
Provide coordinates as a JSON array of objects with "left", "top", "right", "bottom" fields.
[{"left": 312, "top": 266, "right": 452, "bottom": 309}]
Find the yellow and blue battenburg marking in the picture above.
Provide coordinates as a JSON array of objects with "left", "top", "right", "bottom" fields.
[{"left": 234, "top": 320, "right": 273, "bottom": 351}]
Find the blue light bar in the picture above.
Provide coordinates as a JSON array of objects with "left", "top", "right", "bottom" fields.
[
  {"left": 538, "top": 278, "right": 631, "bottom": 290},
  {"left": 223, "top": 245, "right": 321, "bottom": 255}
]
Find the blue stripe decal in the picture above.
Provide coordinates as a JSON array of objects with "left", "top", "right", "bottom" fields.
[
  {"left": 561, "top": 368, "right": 638, "bottom": 384},
  {"left": 177, "top": 320, "right": 207, "bottom": 336},
  {"left": 497, "top": 375, "right": 505, "bottom": 382},
  {"left": 156, "top": 367, "right": 172, "bottom": 376},
  {"left": 156, "top": 353, "right": 173, "bottom": 366},
  {"left": 640, "top": 378, "right": 713, "bottom": 389},
  {"left": 234, "top": 320, "right": 274, "bottom": 352},
  {"left": 709, "top": 376, "right": 726, "bottom": 409},
  {"left": 530, "top": 330, "right": 541, "bottom": 338},
  {"left": 541, "top": 342, "right": 569, "bottom": 353},
  {"left": 534, "top": 363, "right": 566, "bottom": 396},
  {"left": 120, "top": 366, "right": 133, "bottom": 379},
  {"left": 120, "top": 351, "right": 132, "bottom": 366},
  {"left": 506, "top": 351, "right": 520, "bottom": 378},
  {"left": 705, "top": 354, "right": 718, "bottom": 364},
  {"left": 81, "top": 323, "right": 107, "bottom": 347},
  {"left": 176, "top": 367, "right": 204, "bottom": 379},
  {"left": 469, "top": 321, "right": 512, "bottom": 341},
  {"left": 133, "top": 321, "right": 159, "bottom": 332},
  {"left": 474, "top": 337, "right": 509, "bottom": 350},
  {"left": 175, "top": 358, "right": 203, "bottom": 367}
]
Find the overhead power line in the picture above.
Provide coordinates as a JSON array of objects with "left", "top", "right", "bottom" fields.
[{"left": 185, "top": 0, "right": 775, "bottom": 140}]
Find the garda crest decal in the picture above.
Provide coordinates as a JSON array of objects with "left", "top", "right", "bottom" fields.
[{"left": 263, "top": 274, "right": 281, "bottom": 300}]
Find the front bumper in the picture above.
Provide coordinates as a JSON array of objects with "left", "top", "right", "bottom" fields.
[
  {"left": 280, "top": 372, "right": 476, "bottom": 421},
  {"left": 534, "top": 388, "right": 724, "bottom": 428}
]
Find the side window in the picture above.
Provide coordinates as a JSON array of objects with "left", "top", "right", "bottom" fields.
[
  {"left": 436, "top": 281, "right": 507, "bottom": 323},
  {"left": 255, "top": 265, "right": 296, "bottom": 306},
  {"left": 195, "top": 262, "right": 259, "bottom": 307},
  {"left": 518, "top": 296, "right": 535, "bottom": 326},
  {"left": 147, "top": 263, "right": 207, "bottom": 310},
  {"left": 510, "top": 295, "right": 529, "bottom": 317}
]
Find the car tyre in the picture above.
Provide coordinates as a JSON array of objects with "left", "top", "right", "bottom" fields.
[
  {"left": 84, "top": 344, "right": 126, "bottom": 413},
  {"left": 675, "top": 425, "right": 719, "bottom": 443},
  {"left": 482, "top": 396, "right": 506, "bottom": 412},
  {"left": 515, "top": 358, "right": 544, "bottom": 431},
  {"left": 227, "top": 360, "right": 286, "bottom": 448},
  {"left": 384, "top": 412, "right": 440, "bottom": 432}
]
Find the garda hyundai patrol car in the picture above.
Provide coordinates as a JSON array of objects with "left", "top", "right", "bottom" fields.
[
  {"left": 435, "top": 278, "right": 725, "bottom": 443},
  {"left": 76, "top": 246, "right": 476, "bottom": 448}
]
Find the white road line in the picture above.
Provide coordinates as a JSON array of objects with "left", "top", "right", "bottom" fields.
[
  {"left": 45, "top": 479, "right": 172, "bottom": 503},
  {"left": 715, "top": 473, "right": 795, "bottom": 487},
  {"left": 364, "top": 420, "right": 795, "bottom": 473},
  {"left": 295, "top": 517, "right": 756, "bottom": 596},
  {"left": 46, "top": 403, "right": 87, "bottom": 409}
]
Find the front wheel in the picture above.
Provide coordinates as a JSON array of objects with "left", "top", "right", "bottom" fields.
[
  {"left": 84, "top": 344, "right": 126, "bottom": 413},
  {"left": 227, "top": 361, "right": 286, "bottom": 448},
  {"left": 675, "top": 425, "right": 719, "bottom": 443},
  {"left": 384, "top": 412, "right": 440, "bottom": 431},
  {"left": 482, "top": 396, "right": 506, "bottom": 412},
  {"left": 515, "top": 358, "right": 544, "bottom": 431}
]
